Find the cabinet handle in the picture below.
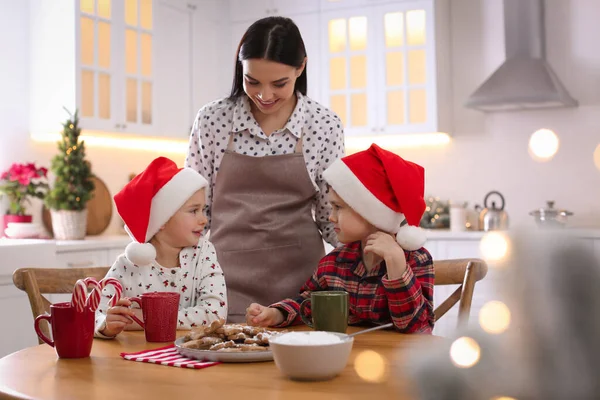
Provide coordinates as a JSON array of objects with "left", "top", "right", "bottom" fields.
[
  {"left": 115, "top": 123, "right": 121, "bottom": 129},
  {"left": 371, "top": 127, "right": 376, "bottom": 133},
  {"left": 273, "top": 8, "right": 278, "bottom": 13},
  {"left": 187, "top": 3, "right": 197, "bottom": 11},
  {"left": 122, "top": 124, "right": 127, "bottom": 129},
  {"left": 67, "top": 261, "right": 94, "bottom": 268}
]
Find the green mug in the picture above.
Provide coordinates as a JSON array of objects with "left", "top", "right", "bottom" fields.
[{"left": 300, "top": 291, "right": 349, "bottom": 333}]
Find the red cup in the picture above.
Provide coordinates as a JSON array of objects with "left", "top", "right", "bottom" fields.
[
  {"left": 34, "top": 302, "right": 94, "bottom": 358},
  {"left": 129, "top": 292, "right": 180, "bottom": 342}
]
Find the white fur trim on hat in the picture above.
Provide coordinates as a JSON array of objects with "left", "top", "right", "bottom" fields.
[
  {"left": 125, "top": 242, "right": 157, "bottom": 267},
  {"left": 395, "top": 223, "right": 427, "bottom": 251},
  {"left": 323, "top": 159, "right": 402, "bottom": 232},
  {"left": 145, "top": 168, "right": 208, "bottom": 242}
]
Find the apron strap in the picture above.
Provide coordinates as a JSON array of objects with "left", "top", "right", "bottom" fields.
[{"left": 226, "top": 132, "right": 236, "bottom": 151}]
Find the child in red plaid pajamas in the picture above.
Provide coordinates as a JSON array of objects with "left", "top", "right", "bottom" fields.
[{"left": 245, "top": 144, "right": 434, "bottom": 333}]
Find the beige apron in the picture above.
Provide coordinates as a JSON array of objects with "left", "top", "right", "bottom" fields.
[{"left": 210, "top": 131, "right": 325, "bottom": 322}]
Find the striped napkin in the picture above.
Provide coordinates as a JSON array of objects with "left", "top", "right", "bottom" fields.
[{"left": 120, "top": 345, "right": 220, "bottom": 369}]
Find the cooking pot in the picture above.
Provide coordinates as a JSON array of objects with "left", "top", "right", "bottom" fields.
[{"left": 529, "top": 201, "right": 573, "bottom": 228}]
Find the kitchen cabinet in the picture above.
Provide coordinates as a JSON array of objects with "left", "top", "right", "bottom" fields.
[
  {"left": 229, "top": 0, "right": 320, "bottom": 23},
  {"left": 30, "top": 0, "right": 158, "bottom": 136},
  {"left": 0, "top": 242, "right": 56, "bottom": 358},
  {"left": 30, "top": 0, "right": 228, "bottom": 140},
  {"left": 319, "top": 0, "right": 452, "bottom": 136}
]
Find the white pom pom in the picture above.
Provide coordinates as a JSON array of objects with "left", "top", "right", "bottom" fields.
[
  {"left": 125, "top": 242, "right": 156, "bottom": 266},
  {"left": 395, "top": 225, "right": 427, "bottom": 251}
]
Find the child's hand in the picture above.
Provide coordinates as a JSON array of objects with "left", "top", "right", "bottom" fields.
[
  {"left": 101, "top": 298, "right": 136, "bottom": 337},
  {"left": 245, "top": 303, "right": 284, "bottom": 327},
  {"left": 364, "top": 231, "right": 407, "bottom": 278}
]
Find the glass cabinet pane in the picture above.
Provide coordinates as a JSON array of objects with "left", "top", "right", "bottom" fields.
[
  {"left": 328, "top": 19, "right": 346, "bottom": 53},
  {"left": 408, "top": 49, "right": 426, "bottom": 84},
  {"left": 350, "top": 93, "right": 367, "bottom": 127},
  {"left": 141, "top": 33, "right": 152, "bottom": 77},
  {"left": 125, "top": 29, "right": 138, "bottom": 75},
  {"left": 81, "top": 70, "right": 95, "bottom": 117},
  {"left": 330, "top": 95, "right": 347, "bottom": 127},
  {"left": 348, "top": 17, "right": 367, "bottom": 51},
  {"left": 329, "top": 57, "right": 346, "bottom": 91},
  {"left": 98, "top": 21, "right": 111, "bottom": 69},
  {"left": 387, "top": 91, "right": 405, "bottom": 125},
  {"left": 384, "top": 12, "right": 404, "bottom": 48},
  {"left": 98, "top": 73, "right": 111, "bottom": 119},
  {"left": 80, "top": 17, "right": 94, "bottom": 66},
  {"left": 126, "top": 79, "right": 138, "bottom": 122},
  {"left": 125, "top": 0, "right": 138, "bottom": 26},
  {"left": 386, "top": 52, "right": 404, "bottom": 86},
  {"left": 141, "top": 81, "right": 152, "bottom": 124},
  {"left": 80, "top": 0, "right": 95, "bottom": 14},
  {"left": 350, "top": 55, "right": 366, "bottom": 89},
  {"left": 409, "top": 89, "right": 426, "bottom": 123},
  {"left": 406, "top": 10, "right": 426, "bottom": 46},
  {"left": 97, "top": 0, "right": 111, "bottom": 18},
  {"left": 140, "top": 0, "right": 153, "bottom": 30}
]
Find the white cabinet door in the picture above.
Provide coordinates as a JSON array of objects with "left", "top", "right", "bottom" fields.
[
  {"left": 320, "top": 8, "right": 377, "bottom": 136},
  {"left": 191, "top": 0, "right": 232, "bottom": 111},
  {"left": 230, "top": 0, "right": 272, "bottom": 23},
  {"left": 320, "top": 0, "right": 451, "bottom": 137},
  {"left": 56, "top": 250, "right": 109, "bottom": 269},
  {"left": 290, "top": 13, "right": 322, "bottom": 102},
  {"left": 273, "top": 0, "right": 320, "bottom": 16},
  {"left": 155, "top": 0, "right": 194, "bottom": 138}
]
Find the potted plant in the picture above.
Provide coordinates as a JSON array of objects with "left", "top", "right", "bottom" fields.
[
  {"left": 45, "top": 110, "right": 95, "bottom": 240},
  {"left": 0, "top": 163, "right": 49, "bottom": 237}
]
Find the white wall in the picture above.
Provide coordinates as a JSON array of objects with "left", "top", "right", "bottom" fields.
[
  {"left": 389, "top": 0, "right": 600, "bottom": 228},
  {"left": 1, "top": 0, "right": 599, "bottom": 234}
]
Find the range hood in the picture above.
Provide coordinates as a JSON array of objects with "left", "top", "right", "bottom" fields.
[{"left": 465, "top": 0, "right": 578, "bottom": 112}]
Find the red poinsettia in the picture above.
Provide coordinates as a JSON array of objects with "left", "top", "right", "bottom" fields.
[{"left": 0, "top": 162, "right": 49, "bottom": 215}]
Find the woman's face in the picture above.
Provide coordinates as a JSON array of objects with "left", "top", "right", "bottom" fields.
[{"left": 242, "top": 58, "right": 305, "bottom": 115}]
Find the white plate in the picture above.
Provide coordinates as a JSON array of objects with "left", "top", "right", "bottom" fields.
[{"left": 174, "top": 337, "right": 273, "bottom": 363}]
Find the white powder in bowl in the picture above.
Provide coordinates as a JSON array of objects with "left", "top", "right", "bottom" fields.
[{"left": 271, "top": 331, "right": 343, "bottom": 345}]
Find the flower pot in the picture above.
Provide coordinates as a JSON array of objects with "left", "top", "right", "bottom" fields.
[
  {"left": 1, "top": 214, "right": 33, "bottom": 238},
  {"left": 50, "top": 209, "right": 88, "bottom": 240}
]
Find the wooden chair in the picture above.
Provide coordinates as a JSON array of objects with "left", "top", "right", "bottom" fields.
[
  {"left": 13, "top": 267, "right": 110, "bottom": 343},
  {"left": 433, "top": 259, "right": 488, "bottom": 328}
]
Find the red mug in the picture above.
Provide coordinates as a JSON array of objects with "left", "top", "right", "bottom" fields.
[
  {"left": 129, "top": 292, "right": 180, "bottom": 342},
  {"left": 34, "top": 302, "right": 94, "bottom": 358}
]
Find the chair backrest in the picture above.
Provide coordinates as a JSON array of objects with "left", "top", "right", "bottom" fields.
[
  {"left": 13, "top": 267, "right": 110, "bottom": 343},
  {"left": 433, "top": 259, "right": 488, "bottom": 328}
]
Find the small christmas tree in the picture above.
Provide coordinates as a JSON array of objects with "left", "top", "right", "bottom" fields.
[{"left": 45, "top": 109, "right": 95, "bottom": 211}]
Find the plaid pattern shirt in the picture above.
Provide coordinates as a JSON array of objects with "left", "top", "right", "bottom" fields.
[{"left": 270, "top": 241, "right": 435, "bottom": 333}]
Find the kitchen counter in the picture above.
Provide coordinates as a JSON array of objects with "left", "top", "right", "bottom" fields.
[{"left": 0, "top": 235, "right": 131, "bottom": 251}]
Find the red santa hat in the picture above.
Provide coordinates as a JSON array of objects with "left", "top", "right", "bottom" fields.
[
  {"left": 323, "top": 144, "right": 427, "bottom": 250},
  {"left": 114, "top": 157, "right": 208, "bottom": 266}
]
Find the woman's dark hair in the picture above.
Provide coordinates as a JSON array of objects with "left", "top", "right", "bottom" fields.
[{"left": 229, "top": 16, "right": 308, "bottom": 99}]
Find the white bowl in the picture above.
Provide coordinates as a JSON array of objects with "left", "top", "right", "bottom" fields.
[
  {"left": 269, "top": 331, "right": 354, "bottom": 381},
  {"left": 4, "top": 223, "right": 44, "bottom": 239}
]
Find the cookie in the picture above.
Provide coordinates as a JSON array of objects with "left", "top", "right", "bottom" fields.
[{"left": 209, "top": 340, "right": 237, "bottom": 351}]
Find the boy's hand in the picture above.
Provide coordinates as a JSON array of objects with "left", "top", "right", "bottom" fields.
[
  {"left": 364, "top": 232, "right": 407, "bottom": 278},
  {"left": 101, "top": 298, "right": 136, "bottom": 337},
  {"left": 245, "top": 303, "right": 284, "bottom": 327}
]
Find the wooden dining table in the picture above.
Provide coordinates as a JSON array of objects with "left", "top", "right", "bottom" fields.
[{"left": 0, "top": 326, "right": 442, "bottom": 400}]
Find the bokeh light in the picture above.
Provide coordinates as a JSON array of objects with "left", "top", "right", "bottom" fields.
[
  {"left": 354, "top": 350, "right": 387, "bottom": 383},
  {"left": 449, "top": 336, "right": 481, "bottom": 368},
  {"left": 480, "top": 232, "right": 509, "bottom": 261},
  {"left": 479, "top": 301, "right": 511, "bottom": 334},
  {"left": 528, "top": 128, "right": 559, "bottom": 161}
]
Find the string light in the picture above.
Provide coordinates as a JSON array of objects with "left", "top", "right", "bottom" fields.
[{"left": 480, "top": 232, "right": 509, "bottom": 261}]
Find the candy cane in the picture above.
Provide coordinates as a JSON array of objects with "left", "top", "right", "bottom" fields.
[
  {"left": 71, "top": 279, "right": 87, "bottom": 313},
  {"left": 99, "top": 277, "right": 123, "bottom": 307},
  {"left": 84, "top": 277, "right": 102, "bottom": 312}
]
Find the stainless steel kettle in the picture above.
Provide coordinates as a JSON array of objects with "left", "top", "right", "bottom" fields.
[{"left": 479, "top": 191, "right": 509, "bottom": 231}]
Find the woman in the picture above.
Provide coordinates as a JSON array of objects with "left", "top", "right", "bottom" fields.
[{"left": 185, "top": 16, "right": 345, "bottom": 322}]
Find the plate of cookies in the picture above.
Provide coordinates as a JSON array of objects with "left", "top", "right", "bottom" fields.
[{"left": 175, "top": 319, "right": 285, "bottom": 363}]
